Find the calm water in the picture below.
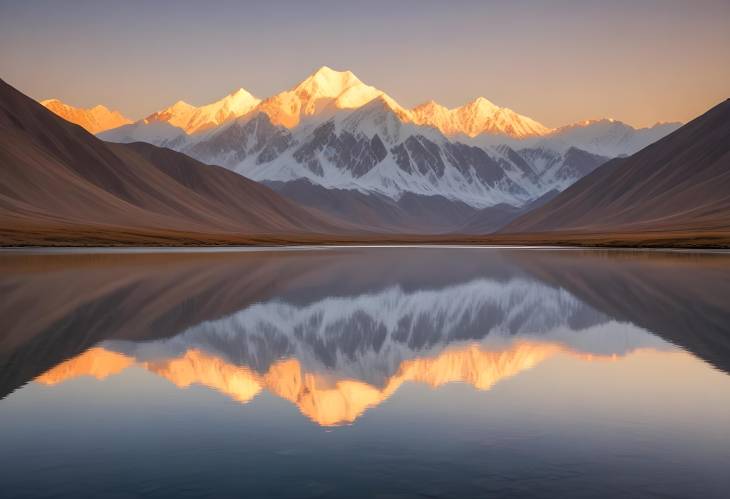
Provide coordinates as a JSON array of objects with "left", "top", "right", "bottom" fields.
[{"left": 1, "top": 247, "right": 729, "bottom": 498}]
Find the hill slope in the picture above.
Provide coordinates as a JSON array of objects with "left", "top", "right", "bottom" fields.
[
  {"left": 503, "top": 99, "right": 730, "bottom": 234},
  {"left": 0, "top": 78, "right": 352, "bottom": 245}
]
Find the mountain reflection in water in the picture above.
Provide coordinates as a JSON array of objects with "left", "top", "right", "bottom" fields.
[
  {"left": 37, "top": 339, "right": 659, "bottom": 427},
  {"left": 1, "top": 247, "right": 729, "bottom": 498},
  {"left": 32, "top": 271, "right": 672, "bottom": 426}
]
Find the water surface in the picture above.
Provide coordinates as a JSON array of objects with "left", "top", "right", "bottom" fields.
[{"left": 1, "top": 247, "right": 729, "bottom": 498}]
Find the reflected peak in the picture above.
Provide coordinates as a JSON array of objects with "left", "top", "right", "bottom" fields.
[{"left": 35, "top": 340, "right": 656, "bottom": 427}]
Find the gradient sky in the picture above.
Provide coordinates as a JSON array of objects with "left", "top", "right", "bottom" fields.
[{"left": 1, "top": 0, "right": 728, "bottom": 127}]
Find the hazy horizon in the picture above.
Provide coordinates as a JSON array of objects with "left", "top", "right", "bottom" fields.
[{"left": 1, "top": 0, "right": 729, "bottom": 127}]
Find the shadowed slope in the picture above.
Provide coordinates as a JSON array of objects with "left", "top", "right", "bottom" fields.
[
  {"left": 266, "top": 179, "right": 481, "bottom": 234},
  {"left": 515, "top": 250, "right": 730, "bottom": 374},
  {"left": 504, "top": 99, "right": 730, "bottom": 234},
  {"left": 0, "top": 78, "right": 354, "bottom": 244}
]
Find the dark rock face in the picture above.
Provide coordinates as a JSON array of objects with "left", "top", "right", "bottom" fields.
[
  {"left": 293, "top": 122, "right": 394, "bottom": 178},
  {"left": 494, "top": 145, "right": 541, "bottom": 185},
  {"left": 186, "top": 113, "right": 294, "bottom": 166},
  {"left": 391, "top": 143, "right": 412, "bottom": 174},
  {"left": 444, "top": 142, "right": 510, "bottom": 186},
  {"left": 175, "top": 106, "right": 610, "bottom": 215},
  {"left": 554, "top": 147, "right": 608, "bottom": 182},
  {"left": 402, "top": 136, "right": 446, "bottom": 177}
]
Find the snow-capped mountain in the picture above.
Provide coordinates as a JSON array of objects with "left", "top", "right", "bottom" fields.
[
  {"left": 470, "top": 118, "right": 682, "bottom": 157},
  {"left": 98, "top": 86, "right": 262, "bottom": 142},
  {"left": 84, "top": 66, "right": 682, "bottom": 157},
  {"left": 126, "top": 98, "right": 606, "bottom": 210},
  {"left": 253, "top": 65, "right": 397, "bottom": 128},
  {"left": 543, "top": 118, "right": 682, "bottom": 157},
  {"left": 90, "top": 66, "right": 678, "bottom": 212},
  {"left": 40, "top": 98, "right": 132, "bottom": 133},
  {"left": 99, "top": 120, "right": 187, "bottom": 148},
  {"left": 411, "top": 97, "right": 552, "bottom": 138},
  {"left": 179, "top": 98, "right": 607, "bottom": 208},
  {"left": 143, "top": 87, "right": 261, "bottom": 134}
]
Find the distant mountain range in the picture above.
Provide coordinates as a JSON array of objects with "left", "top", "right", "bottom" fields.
[
  {"left": 41, "top": 67, "right": 680, "bottom": 221},
  {"left": 7, "top": 69, "right": 727, "bottom": 246}
]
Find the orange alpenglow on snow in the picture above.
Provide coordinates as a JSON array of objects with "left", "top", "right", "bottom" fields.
[
  {"left": 143, "top": 87, "right": 261, "bottom": 134},
  {"left": 254, "top": 66, "right": 386, "bottom": 128},
  {"left": 40, "top": 99, "right": 132, "bottom": 134},
  {"left": 253, "top": 66, "right": 552, "bottom": 137},
  {"left": 137, "top": 66, "right": 552, "bottom": 139},
  {"left": 410, "top": 96, "right": 553, "bottom": 138},
  {"left": 57, "top": 66, "right": 553, "bottom": 139},
  {"left": 35, "top": 341, "right": 637, "bottom": 427},
  {"left": 35, "top": 348, "right": 134, "bottom": 385}
]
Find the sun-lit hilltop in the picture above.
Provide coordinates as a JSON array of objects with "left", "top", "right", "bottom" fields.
[
  {"left": 36, "top": 341, "right": 633, "bottom": 427},
  {"left": 253, "top": 66, "right": 552, "bottom": 137},
  {"left": 411, "top": 96, "right": 552, "bottom": 138},
  {"left": 40, "top": 98, "right": 132, "bottom": 133},
  {"left": 144, "top": 87, "right": 261, "bottom": 134},
  {"left": 253, "top": 65, "right": 389, "bottom": 128},
  {"left": 46, "top": 66, "right": 678, "bottom": 147},
  {"left": 75, "top": 66, "right": 643, "bottom": 144}
]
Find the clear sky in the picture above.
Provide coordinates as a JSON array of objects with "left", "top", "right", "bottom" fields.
[{"left": 1, "top": 0, "right": 728, "bottom": 127}]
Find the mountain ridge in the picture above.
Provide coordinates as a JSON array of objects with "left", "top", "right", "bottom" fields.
[
  {"left": 40, "top": 98, "right": 132, "bottom": 134},
  {"left": 83, "top": 67, "right": 677, "bottom": 213},
  {"left": 503, "top": 98, "right": 730, "bottom": 234},
  {"left": 47, "top": 66, "right": 682, "bottom": 145}
]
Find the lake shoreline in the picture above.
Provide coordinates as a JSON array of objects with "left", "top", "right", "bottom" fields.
[{"left": 2, "top": 226, "right": 730, "bottom": 250}]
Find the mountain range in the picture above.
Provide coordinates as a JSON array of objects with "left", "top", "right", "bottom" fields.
[
  {"left": 3, "top": 67, "right": 728, "bottom": 246},
  {"left": 41, "top": 67, "right": 680, "bottom": 231}
]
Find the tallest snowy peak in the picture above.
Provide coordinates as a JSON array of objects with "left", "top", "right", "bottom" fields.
[
  {"left": 218, "top": 87, "right": 259, "bottom": 112},
  {"left": 227, "top": 87, "right": 256, "bottom": 99},
  {"left": 254, "top": 66, "right": 388, "bottom": 127},
  {"left": 170, "top": 100, "right": 194, "bottom": 111},
  {"left": 295, "top": 66, "right": 364, "bottom": 98},
  {"left": 464, "top": 96, "right": 499, "bottom": 114}
]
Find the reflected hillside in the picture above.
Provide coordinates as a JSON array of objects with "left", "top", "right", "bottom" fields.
[
  {"left": 2, "top": 248, "right": 730, "bottom": 403},
  {"left": 513, "top": 250, "right": 730, "bottom": 373}
]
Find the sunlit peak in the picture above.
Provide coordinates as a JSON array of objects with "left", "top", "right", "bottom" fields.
[
  {"left": 229, "top": 87, "right": 250, "bottom": 97},
  {"left": 414, "top": 99, "right": 448, "bottom": 112},
  {"left": 467, "top": 96, "right": 499, "bottom": 112},
  {"left": 31, "top": 338, "right": 659, "bottom": 427},
  {"left": 170, "top": 100, "right": 194, "bottom": 110},
  {"left": 299, "top": 65, "right": 363, "bottom": 96}
]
